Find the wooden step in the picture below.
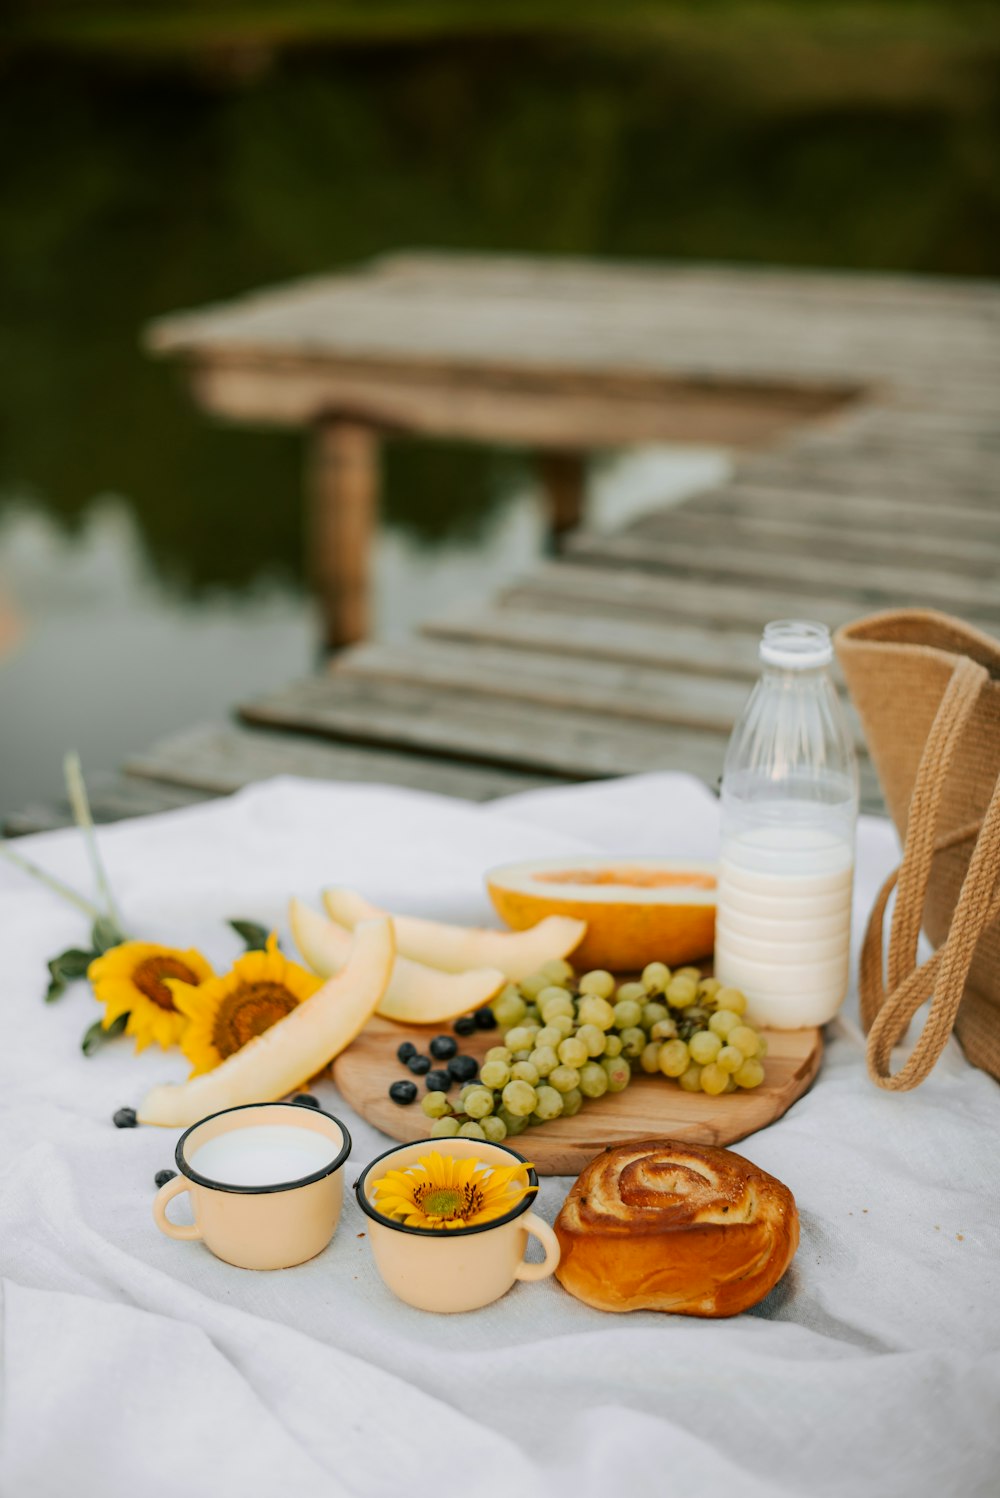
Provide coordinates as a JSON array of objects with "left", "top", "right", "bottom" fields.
[
  {"left": 691, "top": 484, "right": 1000, "bottom": 546},
  {"left": 2, "top": 776, "right": 216, "bottom": 837},
  {"left": 125, "top": 722, "right": 556, "bottom": 802},
  {"left": 632, "top": 505, "right": 1000, "bottom": 573},
  {"left": 336, "top": 636, "right": 864, "bottom": 752},
  {"left": 736, "top": 453, "right": 1000, "bottom": 506},
  {"left": 334, "top": 637, "right": 760, "bottom": 737},
  {"left": 566, "top": 531, "right": 1000, "bottom": 621},
  {"left": 241, "top": 674, "right": 730, "bottom": 782},
  {"left": 424, "top": 603, "right": 765, "bottom": 681},
  {"left": 504, "top": 563, "right": 893, "bottom": 635},
  {"left": 239, "top": 675, "right": 884, "bottom": 812}
]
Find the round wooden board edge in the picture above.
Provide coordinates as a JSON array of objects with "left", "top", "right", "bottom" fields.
[{"left": 332, "top": 1017, "right": 823, "bottom": 1176}]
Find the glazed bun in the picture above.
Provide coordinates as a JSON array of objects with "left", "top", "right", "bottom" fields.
[{"left": 554, "top": 1139, "right": 798, "bottom": 1317}]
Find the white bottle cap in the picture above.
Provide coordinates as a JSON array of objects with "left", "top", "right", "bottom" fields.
[{"left": 759, "top": 620, "right": 833, "bottom": 670}]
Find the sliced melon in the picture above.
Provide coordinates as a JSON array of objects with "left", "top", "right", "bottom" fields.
[
  {"left": 486, "top": 857, "right": 716, "bottom": 972},
  {"left": 290, "top": 897, "right": 505, "bottom": 1024},
  {"left": 138, "top": 917, "right": 394, "bottom": 1128},
  {"left": 322, "top": 887, "right": 585, "bottom": 981}
]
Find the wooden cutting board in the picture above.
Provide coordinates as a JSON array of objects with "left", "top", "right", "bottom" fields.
[{"left": 332, "top": 1016, "right": 822, "bottom": 1175}]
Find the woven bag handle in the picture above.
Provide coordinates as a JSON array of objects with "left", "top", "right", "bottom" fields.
[{"left": 859, "top": 656, "right": 1000, "bottom": 1089}]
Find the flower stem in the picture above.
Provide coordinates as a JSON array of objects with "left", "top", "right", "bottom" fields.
[
  {"left": 0, "top": 839, "right": 102, "bottom": 919},
  {"left": 64, "top": 752, "right": 124, "bottom": 932}
]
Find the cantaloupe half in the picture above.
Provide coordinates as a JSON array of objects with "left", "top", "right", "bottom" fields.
[
  {"left": 289, "top": 897, "right": 505, "bottom": 1024},
  {"left": 323, "top": 887, "right": 586, "bottom": 982},
  {"left": 486, "top": 857, "right": 717, "bottom": 972},
  {"left": 137, "top": 917, "right": 394, "bottom": 1128}
]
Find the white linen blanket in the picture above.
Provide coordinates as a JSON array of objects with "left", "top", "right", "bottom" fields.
[{"left": 1, "top": 773, "right": 997, "bottom": 1498}]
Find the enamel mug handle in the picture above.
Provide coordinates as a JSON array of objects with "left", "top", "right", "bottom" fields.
[
  {"left": 153, "top": 1174, "right": 202, "bottom": 1242},
  {"left": 514, "top": 1211, "right": 561, "bottom": 1282}
]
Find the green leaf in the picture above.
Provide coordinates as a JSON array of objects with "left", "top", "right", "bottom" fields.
[
  {"left": 82, "top": 1012, "right": 128, "bottom": 1056},
  {"left": 50, "top": 948, "right": 95, "bottom": 981},
  {"left": 45, "top": 976, "right": 67, "bottom": 1004},
  {"left": 91, "top": 916, "right": 125, "bottom": 954},
  {"left": 229, "top": 919, "right": 273, "bottom": 953}
]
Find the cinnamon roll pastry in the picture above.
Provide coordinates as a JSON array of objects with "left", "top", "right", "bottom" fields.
[{"left": 554, "top": 1139, "right": 798, "bottom": 1316}]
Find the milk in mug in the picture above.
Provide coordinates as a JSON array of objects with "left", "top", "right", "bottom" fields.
[{"left": 191, "top": 1125, "right": 338, "bottom": 1187}]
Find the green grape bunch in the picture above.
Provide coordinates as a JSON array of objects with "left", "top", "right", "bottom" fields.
[{"left": 421, "top": 958, "right": 768, "bottom": 1139}]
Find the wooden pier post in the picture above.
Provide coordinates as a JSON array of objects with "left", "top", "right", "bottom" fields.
[
  {"left": 538, "top": 451, "right": 585, "bottom": 542},
  {"left": 307, "top": 417, "right": 379, "bottom": 652}
]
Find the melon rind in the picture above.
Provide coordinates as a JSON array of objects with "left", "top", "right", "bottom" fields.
[
  {"left": 137, "top": 917, "right": 394, "bottom": 1128},
  {"left": 290, "top": 898, "right": 505, "bottom": 1023},
  {"left": 486, "top": 857, "right": 717, "bottom": 972},
  {"left": 322, "top": 887, "right": 585, "bottom": 982}
]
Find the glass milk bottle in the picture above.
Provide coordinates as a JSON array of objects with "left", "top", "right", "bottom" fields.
[{"left": 715, "top": 620, "right": 858, "bottom": 1028}]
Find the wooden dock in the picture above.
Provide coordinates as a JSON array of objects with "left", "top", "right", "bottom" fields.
[{"left": 8, "top": 259, "right": 999, "bottom": 834}]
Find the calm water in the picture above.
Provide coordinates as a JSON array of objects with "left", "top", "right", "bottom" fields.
[{"left": 1, "top": 36, "right": 997, "bottom": 816}]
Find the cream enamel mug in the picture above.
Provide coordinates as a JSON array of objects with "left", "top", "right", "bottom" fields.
[
  {"left": 355, "top": 1138, "right": 560, "bottom": 1312},
  {"left": 153, "top": 1101, "right": 352, "bottom": 1270}
]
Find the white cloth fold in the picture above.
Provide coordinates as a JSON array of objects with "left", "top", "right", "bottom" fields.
[{"left": 1, "top": 774, "right": 997, "bottom": 1498}]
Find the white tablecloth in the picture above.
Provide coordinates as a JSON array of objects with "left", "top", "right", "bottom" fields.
[{"left": 1, "top": 774, "right": 997, "bottom": 1498}]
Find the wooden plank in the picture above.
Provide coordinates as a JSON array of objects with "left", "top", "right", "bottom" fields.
[
  {"left": 503, "top": 562, "right": 894, "bottom": 635},
  {"left": 334, "top": 637, "right": 760, "bottom": 737},
  {"left": 695, "top": 484, "right": 1000, "bottom": 545},
  {"left": 423, "top": 603, "right": 765, "bottom": 681},
  {"left": 242, "top": 674, "right": 729, "bottom": 781},
  {"left": 375, "top": 252, "right": 1000, "bottom": 318},
  {"left": 336, "top": 636, "right": 864, "bottom": 753},
  {"left": 632, "top": 506, "right": 1000, "bottom": 573},
  {"left": 239, "top": 675, "right": 885, "bottom": 812},
  {"left": 787, "top": 406, "right": 1000, "bottom": 446},
  {"left": 125, "top": 722, "right": 557, "bottom": 802},
  {"left": 747, "top": 443, "right": 1000, "bottom": 485},
  {"left": 737, "top": 452, "right": 1000, "bottom": 506},
  {"left": 788, "top": 423, "right": 1000, "bottom": 462},
  {"left": 148, "top": 260, "right": 1000, "bottom": 401},
  {"left": 566, "top": 531, "right": 1000, "bottom": 620},
  {"left": 2, "top": 776, "right": 216, "bottom": 837},
  {"left": 175, "top": 350, "right": 855, "bottom": 449}
]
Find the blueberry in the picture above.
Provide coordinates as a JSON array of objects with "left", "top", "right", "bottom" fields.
[
  {"left": 292, "top": 1093, "right": 320, "bottom": 1109},
  {"left": 396, "top": 1041, "right": 417, "bottom": 1063},
  {"left": 429, "top": 1035, "right": 458, "bottom": 1060},
  {"left": 389, "top": 1080, "right": 418, "bottom": 1106},
  {"left": 112, "top": 1106, "right": 137, "bottom": 1129},
  {"left": 425, "top": 1069, "right": 453, "bottom": 1092},
  {"left": 154, "top": 1169, "right": 177, "bottom": 1189},
  {"left": 474, "top": 1007, "right": 498, "bottom": 1031},
  {"left": 407, "top": 1054, "right": 431, "bottom": 1076},
  {"left": 453, "top": 1015, "right": 476, "bottom": 1036},
  {"left": 447, "top": 1054, "right": 478, "bottom": 1083}
]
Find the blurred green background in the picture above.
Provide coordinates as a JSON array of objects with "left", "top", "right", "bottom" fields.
[
  {"left": 3, "top": 1, "right": 998, "bottom": 586},
  {"left": 1, "top": 2, "right": 998, "bottom": 813}
]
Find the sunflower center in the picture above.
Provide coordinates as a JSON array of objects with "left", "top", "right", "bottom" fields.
[
  {"left": 420, "top": 1187, "right": 465, "bottom": 1218},
  {"left": 132, "top": 956, "right": 200, "bottom": 1011},
  {"left": 211, "top": 982, "right": 299, "bottom": 1059},
  {"left": 411, "top": 1179, "right": 488, "bottom": 1222}
]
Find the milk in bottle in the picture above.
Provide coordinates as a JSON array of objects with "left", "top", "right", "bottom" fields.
[{"left": 715, "top": 620, "right": 858, "bottom": 1028}]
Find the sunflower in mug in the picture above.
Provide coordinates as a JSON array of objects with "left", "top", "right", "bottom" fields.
[{"left": 370, "top": 1150, "right": 536, "bottom": 1230}]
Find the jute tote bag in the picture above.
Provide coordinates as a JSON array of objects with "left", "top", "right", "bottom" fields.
[{"left": 834, "top": 610, "right": 1000, "bottom": 1090}]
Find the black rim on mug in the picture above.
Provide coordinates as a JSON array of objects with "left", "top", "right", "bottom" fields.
[
  {"left": 354, "top": 1138, "right": 539, "bottom": 1238},
  {"left": 175, "top": 1100, "right": 352, "bottom": 1196}
]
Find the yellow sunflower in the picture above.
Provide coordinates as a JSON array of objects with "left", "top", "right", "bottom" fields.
[
  {"left": 371, "top": 1151, "right": 536, "bottom": 1230},
  {"left": 172, "top": 933, "right": 323, "bottom": 1076},
  {"left": 88, "top": 942, "right": 215, "bottom": 1053}
]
